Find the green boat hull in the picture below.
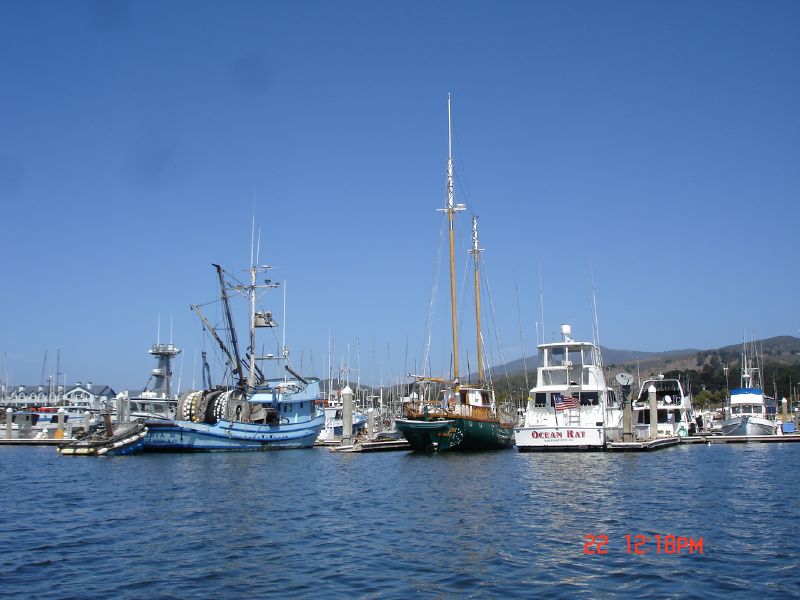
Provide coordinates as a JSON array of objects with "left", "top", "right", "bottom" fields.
[{"left": 396, "top": 416, "right": 515, "bottom": 452}]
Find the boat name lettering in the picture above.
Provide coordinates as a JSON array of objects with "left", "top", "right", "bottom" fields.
[{"left": 530, "top": 430, "right": 586, "bottom": 439}]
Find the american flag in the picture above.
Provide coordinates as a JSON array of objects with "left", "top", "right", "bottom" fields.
[{"left": 554, "top": 394, "right": 580, "bottom": 411}]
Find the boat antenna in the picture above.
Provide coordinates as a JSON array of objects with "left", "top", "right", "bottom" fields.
[
  {"left": 590, "top": 263, "right": 603, "bottom": 372},
  {"left": 538, "top": 262, "right": 545, "bottom": 345},
  {"left": 40, "top": 349, "right": 48, "bottom": 387},
  {"left": 282, "top": 280, "right": 287, "bottom": 360},
  {"left": 256, "top": 228, "right": 261, "bottom": 269},
  {"left": 514, "top": 272, "right": 529, "bottom": 391},
  {"left": 250, "top": 199, "right": 256, "bottom": 268},
  {"left": 55, "top": 348, "right": 62, "bottom": 401}
]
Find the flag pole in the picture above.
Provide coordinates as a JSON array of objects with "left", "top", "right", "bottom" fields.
[{"left": 552, "top": 393, "right": 559, "bottom": 427}]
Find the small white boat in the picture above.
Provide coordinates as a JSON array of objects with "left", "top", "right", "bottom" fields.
[
  {"left": 720, "top": 343, "right": 776, "bottom": 436},
  {"left": 316, "top": 390, "right": 368, "bottom": 444},
  {"left": 632, "top": 376, "right": 695, "bottom": 439}
]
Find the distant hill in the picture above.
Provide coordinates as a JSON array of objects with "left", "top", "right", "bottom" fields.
[{"left": 486, "top": 335, "right": 800, "bottom": 380}]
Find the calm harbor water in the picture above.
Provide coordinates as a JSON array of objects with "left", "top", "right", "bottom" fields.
[{"left": 1, "top": 443, "right": 798, "bottom": 599}]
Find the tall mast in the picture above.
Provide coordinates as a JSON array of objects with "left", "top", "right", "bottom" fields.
[
  {"left": 248, "top": 263, "right": 257, "bottom": 388},
  {"left": 470, "top": 215, "right": 484, "bottom": 383},
  {"left": 438, "top": 93, "right": 465, "bottom": 387}
]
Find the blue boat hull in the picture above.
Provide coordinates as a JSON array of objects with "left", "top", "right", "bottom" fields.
[
  {"left": 143, "top": 414, "right": 325, "bottom": 452},
  {"left": 107, "top": 437, "right": 147, "bottom": 455}
]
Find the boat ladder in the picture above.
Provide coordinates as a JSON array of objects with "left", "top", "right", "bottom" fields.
[{"left": 566, "top": 410, "right": 581, "bottom": 426}]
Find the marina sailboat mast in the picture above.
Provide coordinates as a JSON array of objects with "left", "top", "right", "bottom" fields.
[
  {"left": 470, "top": 215, "right": 484, "bottom": 384},
  {"left": 438, "top": 93, "right": 466, "bottom": 388}
]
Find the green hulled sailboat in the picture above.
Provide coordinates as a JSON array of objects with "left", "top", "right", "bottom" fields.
[{"left": 395, "top": 95, "right": 516, "bottom": 452}]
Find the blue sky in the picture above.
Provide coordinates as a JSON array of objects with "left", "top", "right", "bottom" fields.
[{"left": 1, "top": 0, "right": 798, "bottom": 390}]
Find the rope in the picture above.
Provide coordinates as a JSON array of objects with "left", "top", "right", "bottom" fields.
[
  {"left": 480, "top": 253, "right": 512, "bottom": 398},
  {"left": 422, "top": 217, "right": 447, "bottom": 377}
]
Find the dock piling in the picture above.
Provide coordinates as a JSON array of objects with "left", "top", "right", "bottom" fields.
[
  {"left": 342, "top": 386, "right": 353, "bottom": 446},
  {"left": 648, "top": 385, "right": 658, "bottom": 440}
]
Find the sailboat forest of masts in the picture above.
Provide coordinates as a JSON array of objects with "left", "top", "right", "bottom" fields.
[{"left": 395, "top": 95, "right": 516, "bottom": 451}]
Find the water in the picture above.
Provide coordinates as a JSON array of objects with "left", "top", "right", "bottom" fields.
[{"left": 1, "top": 443, "right": 799, "bottom": 598}]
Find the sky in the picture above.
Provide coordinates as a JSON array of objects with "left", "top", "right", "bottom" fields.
[{"left": 1, "top": 0, "right": 798, "bottom": 391}]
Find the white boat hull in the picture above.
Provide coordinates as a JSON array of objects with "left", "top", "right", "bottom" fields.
[
  {"left": 720, "top": 415, "right": 775, "bottom": 436},
  {"left": 514, "top": 425, "right": 607, "bottom": 451}
]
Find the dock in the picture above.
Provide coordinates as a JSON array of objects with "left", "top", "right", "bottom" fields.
[
  {"left": 682, "top": 433, "right": 800, "bottom": 444},
  {"left": 606, "top": 437, "right": 681, "bottom": 452},
  {"left": 329, "top": 439, "right": 410, "bottom": 453},
  {"left": 0, "top": 437, "right": 77, "bottom": 446}
]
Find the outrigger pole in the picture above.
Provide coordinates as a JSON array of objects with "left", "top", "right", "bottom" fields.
[
  {"left": 191, "top": 303, "right": 243, "bottom": 388},
  {"left": 213, "top": 264, "right": 246, "bottom": 388}
]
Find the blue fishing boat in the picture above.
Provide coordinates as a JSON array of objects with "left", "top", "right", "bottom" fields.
[
  {"left": 144, "top": 378, "right": 324, "bottom": 450},
  {"left": 143, "top": 262, "right": 324, "bottom": 452}
]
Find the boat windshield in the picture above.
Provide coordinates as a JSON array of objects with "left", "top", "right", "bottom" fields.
[
  {"left": 732, "top": 405, "right": 763, "bottom": 415},
  {"left": 544, "top": 346, "right": 596, "bottom": 367},
  {"left": 531, "top": 391, "right": 600, "bottom": 406}
]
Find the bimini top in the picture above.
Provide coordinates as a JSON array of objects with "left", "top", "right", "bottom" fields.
[{"left": 731, "top": 387, "right": 763, "bottom": 395}]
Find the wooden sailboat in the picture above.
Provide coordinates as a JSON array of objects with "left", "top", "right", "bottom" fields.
[{"left": 395, "top": 95, "right": 516, "bottom": 452}]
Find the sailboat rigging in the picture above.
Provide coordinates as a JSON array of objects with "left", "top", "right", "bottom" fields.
[{"left": 395, "top": 94, "right": 516, "bottom": 451}]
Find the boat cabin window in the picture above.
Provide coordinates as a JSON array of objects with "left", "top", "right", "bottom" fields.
[
  {"left": 533, "top": 393, "right": 547, "bottom": 406},
  {"left": 544, "top": 347, "right": 562, "bottom": 367},
  {"left": 581, "top": 347, "right": 597, "bottom": 367},
  {"left": 579, "top": 392, "right": 599, "bottom": 405},
  {"left": 541, "top": 369, "right": 568, "bottom": 386}
]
